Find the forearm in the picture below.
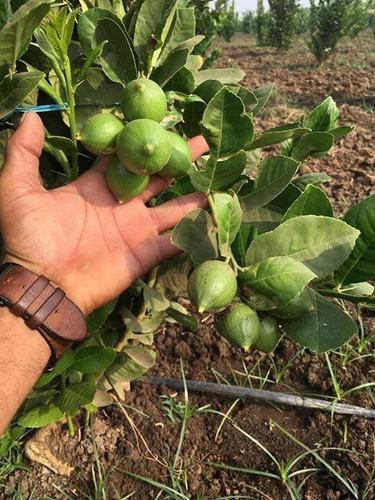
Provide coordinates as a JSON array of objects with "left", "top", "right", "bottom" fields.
[{"left": 0, "top": 308, "right": 50, "bottom": 435}]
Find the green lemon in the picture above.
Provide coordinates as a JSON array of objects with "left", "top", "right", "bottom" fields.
[
  {"left": 121, "top": 78, "right": 168, "bottom": 123},
  {"left": 106, "top": 156, "right": 149, "bottom": 203},
  {"left": 253, "top": 317, "right": 282, "bottom": 353},
  {"left": 80, "top": 113, "right": 124, "bottom": 155},
  {"left": 116, "top": 119, "right": 172, "bottom": 175},
  {"left": 159, "top": 131, "right": 193, "bottom": 178},
  {"left": 215, "top": 303, "right": 261, "bottom": 351},
  {"left": 270, "top": 288, "right": 314, "bottom": 320},
  {"left": 187, "top": 260, "right": 237, "bottom": 313}
]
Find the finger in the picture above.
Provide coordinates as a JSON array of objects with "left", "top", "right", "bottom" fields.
[
  {"left": 149, "top": 192, "right": 207, "bottom": 233},
  {"left": 157, "top": 232, "right": 181, "bottom": 261},
  {"left": 140, "top": 175, "right": 170, "bottom": 203},
  {"left": 188, "top": 136, "right": 209, "bottom": 161},
  {"left": 2, "top": 113, "right": 45, "bottom": 193}
]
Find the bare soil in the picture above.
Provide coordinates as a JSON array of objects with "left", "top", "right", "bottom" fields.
[{"left": 1, "top": 33, "right": 374, "bottom": 500}]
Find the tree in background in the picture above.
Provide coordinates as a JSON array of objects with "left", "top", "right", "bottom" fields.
[
  {"left": 256, "top": 0, "right": 270, "bottom": 45},
  {"left": 295, "top": 6, "right": 311, "bottom": 34},
  {"left": 192, "top": 0, "right": 239, "bottom": 66},
  {"left": 268, "top": 0, "right": 299, "bottom": 50},
  {"left": 346, "top": 0, "right": 370, "bottom": 37},
  {"left": 242, "top": 10, "right": 256, "bottom": 34},
  {"left": 309, "top": 0, "right": 369, "bottom": 63}
]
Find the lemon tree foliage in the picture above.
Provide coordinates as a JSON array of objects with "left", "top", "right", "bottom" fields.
[
  {"left": 309, "top": 0, "right": 369, "bottom": 63},
  {"left": 0, "top": 0, "right": 373, "bottom": 437}
]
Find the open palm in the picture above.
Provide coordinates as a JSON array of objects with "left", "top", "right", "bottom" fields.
[{"left": 0, "top": 114, "right": 207, "bottom": 315}]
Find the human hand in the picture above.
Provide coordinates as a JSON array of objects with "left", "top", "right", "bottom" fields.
[{"left": 0, "top": 113, "right": 208, "bottom": 316}]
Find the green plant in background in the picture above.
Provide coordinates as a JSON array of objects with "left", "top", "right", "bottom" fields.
[
  {"left": 268, "top": 0, "right": 299, "bottom": 50},
  {"left": 256, "top": 0, "right": 271, "bottom": 46},
  {"left": 0, "top": 0, "right": 374, "bottom": 446},
  {"left": 309, "top": 0, "right": 369, "bottom": 63},
  {"left": 346, "top": 0, "right": 371, "bottom": 37},
  {"left": 241, "top": 9, "right": 256, "bottom": 34},
  {"left": 190, "top": 0, "right": 239, "bottom": 67},
  {"left": 294, "top": 6, "right": 311, "bottom": 34}
]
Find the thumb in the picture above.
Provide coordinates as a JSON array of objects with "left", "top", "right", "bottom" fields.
[{"left": 2, "top": 112, "right": 45, "bottom": 194}]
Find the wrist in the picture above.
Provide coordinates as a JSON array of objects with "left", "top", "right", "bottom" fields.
[{"left": 2, "top": 254, "right": 90, "bottom": 317}]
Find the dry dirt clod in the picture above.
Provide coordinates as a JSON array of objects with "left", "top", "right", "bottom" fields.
[{"left": 25, "top": 424, "right": 74, "bottom": 476}]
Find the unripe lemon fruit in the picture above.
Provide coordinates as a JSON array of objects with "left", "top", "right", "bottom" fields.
[
  {"left": 187, "top": 260, "right": 237, "bottom": 313},
  {"left": 121, "top": 78, "right": 167, "bottom": 123},
  {"left": 106, "top": 156, "right": 149, "bottom": 203},
  {"left": 253, "top": 317, "right": 282, "bottom": 353},
  {"left": 159, "top": 131, "right": 193, "bottom": 178},
  {"left": 215, "top": 303, "right": 261, "bottom": 351},
  {"left": 80, "top": 113, "right": 124, "bottom": 155},
  {"left": 116, "top": 119, "right": 172, "bottom": 176}
]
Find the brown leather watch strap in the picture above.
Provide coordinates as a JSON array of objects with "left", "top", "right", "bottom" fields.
[{"left": 0, "top": 262, "right": 87, "bottom": 366}]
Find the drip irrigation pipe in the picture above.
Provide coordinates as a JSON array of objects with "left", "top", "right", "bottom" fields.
[{"left": 141, "top": 376, "right": 375, "bottom": 419}]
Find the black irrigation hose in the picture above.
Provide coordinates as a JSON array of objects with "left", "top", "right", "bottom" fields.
[{"left": 141, "top": 377, "right": 375, "bottom": 420}]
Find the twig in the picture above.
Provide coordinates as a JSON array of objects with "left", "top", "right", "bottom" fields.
[{"left": 141, "top": 377, "right": 375, "bottom": 419}]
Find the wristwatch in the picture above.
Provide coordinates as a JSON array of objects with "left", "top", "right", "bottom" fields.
[{"left": 0, "top": 262, "right": 87, "bottom": 366}]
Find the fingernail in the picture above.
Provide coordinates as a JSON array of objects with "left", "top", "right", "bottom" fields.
[{"left": 20, "top": 113, "right": 27, "bottom": 123}]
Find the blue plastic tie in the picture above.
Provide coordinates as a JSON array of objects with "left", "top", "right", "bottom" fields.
[{"left": 1, "top": 102, "right": 121, "bottom": 123}]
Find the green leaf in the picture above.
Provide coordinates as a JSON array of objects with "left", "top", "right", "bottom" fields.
[
  {"left": 151, "top": 48, "right": 189, "bottom": 87},
  {"left": 242, "top": 184, "right": 302, "bottom": 229},
  {"left": 96, "top": 18, "right": 137, "bottom": 84},
  {"left": 0, "top": 1, "right": 11, "bottom": 30},
  {"left": 122, "top": 308, "right": 163, "bottom": 334},
  {"left": 172, "top": 208, "right": 218, "bottom": 265},
  {"left": 231, "top": 223, "right": 258, "bottom": 267},
  {"left": 167, "top": 65, "right": 195, "bottom": 94},
  {"left": 0, "top": 0, "right": 52, "bottom": 68},
  {"left": 194, "top": 68, "right": 245, "bottom": 86},
  {"left": 166, "top": 302, "right": 198, "bottom": 331},
  {"left": 77, "top": 7, "right": 123, "bottom": 53},
  {"left": 73, "top": 68, "right": 123, "bottom": 132},
  {"left": 245, "top": 215, "right": 360, "bottom": 279},
  {"left": 340, "top": 282, "right": 374, "bottom": 297},
  {"left": 291, "top": 132, "right": 334, "bottom": 162},
  {"left": 241, "top": 205, "right": 283, "bottom": 232},
  {"left": 190, "top": 150, "right": 247, "bottom": 194},
  {"left": 283, "top": 291, "right": 357, "bottom": 352},
  {"left": 75, "top": 41, "right": 106, "bottom": 85},
  {"left": 18, "top": 403, "right": 63, "bottom": 429},
  {"left": 240, "top": 256, "right": 316, "bottom": 310},
  {"left": 139, "top": 282, "right": 170, "bottom": 311},
  {"left": 57, "top": 380, "right": 96, "bottom": 412},
  {"left": 156, "top": 255, "right": 192, "bottom": 298},
  {"left": 248, "top": 124, "right": 308, "bottom": 151},
  {"left": 202, "top": 88, "right": 253, "bottom": 158},
  {"left": 35, "top": 349, "right": 75, "bottom": 388},
  {"left": 0, "top": 71, "right": 44, "bottom": 119},
  {"left": 44, "top": 135, "right": 76, "bottom": 154},
  {"left": 87, "top": 300, "right": 117, "bottom": 333},
  {"left": 214, "top": 192, "right": 242, "bottom": 258},
  {"left": 106, "top": 346, "right": 156, "bottom": 384},
  {"left": 158, "top": 7, "right": 196, "bottom": 64},
  {"left": 330, "top": 126, "right": 354, "bottom": 140},
  {"left": 304, "top": 96, "right": 340, "bottom": 132},
  {"left": 241, "top": 156, "right": 299, "bottom": 212},
  {"left": 335, "top": 195, "right": 375, "bottom": 285},
  {"left": 73, "top": 346, "right": 116, "bottom": 374},
  {"left": 251, "top": 84, "right": 273, "bottom": 115},
  {"left": 233, "top": 86, "right": 258, "bottom": 112},
  {"left": 134, "top": 0, "right": 178, "bottom": 74},
  {"left": 293, "top": 172, "right": 331, "bottom": 190},
  {"left": 282, "top": 185, "right": 333, "bottom": 221}
]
